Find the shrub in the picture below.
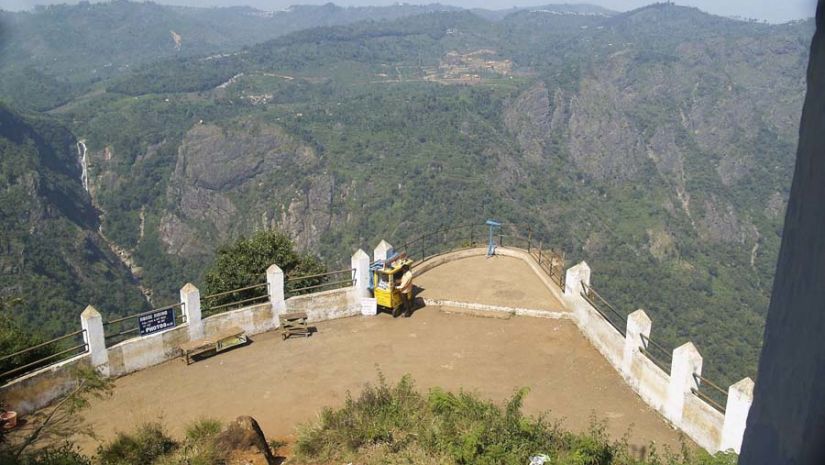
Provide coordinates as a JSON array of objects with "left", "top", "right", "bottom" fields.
[
  {"left": 295, "top": 373, "right": 425, "bottom": 461},
  {"left": 268, "top": 439, "right": 287, "bottom": 450},
  {"left": 185, "top": 418, "right": 223, "bottom": 442},
  {"left": 97, "top": 423, "right": 176, "bottom": 465},
  {"left": 153, "top": 441, "right": 225, "bottom": 465},
  {"left": 153, "top": 418, "right": 227, "bottom": 465},
  {"left": 0, "top": 443, "right": 91, "bottom": 465},
  {"left": 293, "top": 374, "right": 740, "bottom": 465}
]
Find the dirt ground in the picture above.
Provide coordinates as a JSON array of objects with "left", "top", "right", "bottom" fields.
[
  {"left": 68, "top": 310, "right": 685, "bottom": 456},
  {"left": 415, "top": 254, "right": 567, "bottom": 311}
]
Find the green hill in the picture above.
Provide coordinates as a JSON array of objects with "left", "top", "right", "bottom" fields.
[
  {"left": 0, "top": 0, "right": 461, "bottom": 110},
  {"left": 0, "top": 103, "right": 148, "bottom": 334},
  {"left": 1, "top": 3, "right": 816, "bottom": 386}
]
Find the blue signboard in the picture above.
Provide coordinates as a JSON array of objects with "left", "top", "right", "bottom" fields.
[{"left": 138, "top": 308, "right": 176, "bottom": 336}]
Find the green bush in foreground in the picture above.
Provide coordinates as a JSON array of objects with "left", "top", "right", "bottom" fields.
[
  {"left": 97, "top": 419, "right": 228, "bottom": 465},
  {"left": 3, "top": 378, "right": 738, "bottom": 465},
  {"left": 2, "top": 417, "right": 226, "bottom": 465},
  {"left": 97, "top": 423, "right": 175, "bottom": 465},
  {"left": 0, "top": 443, "right": 91, "bottom": 465},
  {"left": 294, "top": 375, "right": 739, "bottom": 465},
  {"left": 184, "top": 418, "right": 223, "bottom": 443}
]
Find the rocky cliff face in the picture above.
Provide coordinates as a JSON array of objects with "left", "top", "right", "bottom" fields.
[
  {"left": 0, "top": 105, "right": 148, "bottom": 334},
  {"left": 502, "top": 10, "right": 807, "bottom": 251},
  {"left": 740, "top": 5, "right": 825, "bottom": 460},
  {"left": 159, "top": 120, "right": 339, "bottom": 259}
]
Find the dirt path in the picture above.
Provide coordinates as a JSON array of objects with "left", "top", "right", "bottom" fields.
[{"left": 71, "top": 310, "right": 685, "bottom": 456}]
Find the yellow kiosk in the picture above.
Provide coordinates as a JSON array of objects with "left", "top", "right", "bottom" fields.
[{"left": 372, "top": 255, "right": 414, "bottom": 317}]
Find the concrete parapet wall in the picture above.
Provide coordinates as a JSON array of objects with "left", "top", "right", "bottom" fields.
[
  {"left": 1, "top": 244, "right": 749, "bottom": 455},
  {"left": 682, "top": 393, "right": 724, "bottom": 451},
  {"left": 0, "top": 354, "right": 91, "bottom": 415},
  {"left": 422, "top": 298, "right": 571, "bottom": 320},
  {"left": 415, "top": 247, "right": 747, "bottom": 454},
  {"left": 567, "top": 295, "right": 625, "bottom": 369},
  {"left": 558, "top": 261, "right": 746, "bottom": 454},
  {"left": 628, "top": 351, "right": 670, "bottom": 413},
  {"left": 107, "top": 325, "right": 190, "bottom": 378},
  {"left": 412, "top": 246, "right": 485, "bottom": 275},
  {"left": 203, "top": 302, "right": 276, "bottom": 337},
  {"left": 2, "top": 287, "right": 353, "bottom": 415},
  {"left": 286, "top": 287, "right": 360, "bottom": 322}
]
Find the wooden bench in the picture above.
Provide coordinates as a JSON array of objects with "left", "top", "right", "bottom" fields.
[
  {"left": 180, "top": 326, "right": 248, "bottom": 365},
  {"left": 279, "top": 312, "right": 310, "bottom": 340}
]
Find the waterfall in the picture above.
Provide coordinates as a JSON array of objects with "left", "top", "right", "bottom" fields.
[{"left": 77, "top": 140, "right": 89, "bottom": 193}]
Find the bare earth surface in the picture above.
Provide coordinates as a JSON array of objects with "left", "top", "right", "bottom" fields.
[
  {"left": 58, "top": 255, "right": 686, "bottom": 456},
  {"left": 415, "top": 254, "right": 567, "bottom": 311},
  {"left": 72, "top": 311, "right": 684, "bottom": 455}
]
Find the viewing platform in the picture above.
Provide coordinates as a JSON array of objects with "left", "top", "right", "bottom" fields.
[
  {"left": 70, "top": 309, "right": 679, "bottom": 454},
  {"left": 67, "top": 249, "right": 667, "bottom": 452},
  {"left": 416, "top": 254, "right": 567, "bottom": 313},
  {"left": 1, "top": 230, "right": 754, "bottom": 456}
]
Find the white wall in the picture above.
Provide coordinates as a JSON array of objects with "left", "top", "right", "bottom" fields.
[{"left": 1, "top": 246, "right": 751, "bottom": 454}]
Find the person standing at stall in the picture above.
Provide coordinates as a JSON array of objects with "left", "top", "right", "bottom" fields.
[{"left": 396, "top": 265, "right": 414, "bottom": 317}]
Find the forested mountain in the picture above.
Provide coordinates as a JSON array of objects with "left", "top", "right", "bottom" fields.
[
  {"left": 0, "top": 1, "right": 461, "bottom": 110},
  {"left": 0, "top": 104, "right": 147, "bottom": 334},
  {"left": 0, "top": 1, "right": 814, "bottom": 385}
]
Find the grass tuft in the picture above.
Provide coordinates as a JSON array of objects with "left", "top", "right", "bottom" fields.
[
  {"left": 293, "top": 374, "right": 739, "bottom": 465},
  {"left": 184, "top": 418, "right": 223, "bottom": 442},
  {"left": 97, "top": 423, "right": 176, "bottom": 465}
]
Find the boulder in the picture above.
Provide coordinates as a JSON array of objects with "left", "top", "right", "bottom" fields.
[{"left": 215, "top": 416, "right": 276, "bottom": 465}]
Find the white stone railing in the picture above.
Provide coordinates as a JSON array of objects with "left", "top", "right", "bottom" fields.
[
  {"left": 406, "top": 243, "right": 752, "bottom": 454},
  {"left": 1, "top": 238, "right": 752, "bottom": 455},
  {"left": 1, "top": 248, "right": 373, "bottom": 415},
  {"left": 562, "top": 261, "right": 753, "bottom": 454}
]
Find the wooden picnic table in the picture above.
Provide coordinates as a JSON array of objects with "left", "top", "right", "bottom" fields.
[{"left": 180, "top": 326, "right": 247, "bottom": 365}]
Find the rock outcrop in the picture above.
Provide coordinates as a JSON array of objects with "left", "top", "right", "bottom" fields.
[
  {"left": 740, "top": 2, "right": 825, "bottom": 462},
  {"left": 159, "top": 120, "right": 335, "bottom": 258},
  {"left": 215, "top": 416, "right": 277, "bottom": 465}
]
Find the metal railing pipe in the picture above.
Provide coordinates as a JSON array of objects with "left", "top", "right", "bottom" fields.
[
  {"left": 694, "top": 373, "right": 729, "bottom": 397},
  {"left": 286, "top": 268, "right": 352, "bottom": 282},
  {"left": 105, "top": 303, "right": 184, "bottom": 326},
  {"left": 0, "top": 329, "right": 86, "bottom": 363},
  {"left": 202, "top": 282, "right": 268, "bottom": 300},
  {"left": 0, "top": 343, "right": 88, "bottom": 380},
  {"left": 287, "top": 278, "right": 355, "bottom": 294},
  {"left": 691, "top": 387, "right": 726, "bottom": 413},
  {"left": 207, "top": 294, "right": 270, "bottom": 312}
]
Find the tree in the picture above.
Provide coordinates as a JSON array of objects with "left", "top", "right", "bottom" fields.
[
  {"left": 0, "top": 299, "right": 55, "bottom": 385},
  {"left": 1, "top": 365, "right": 111, "bottom": 465},
  {"left": 202, "top": 230, "right": 326, "bottom": 311}
]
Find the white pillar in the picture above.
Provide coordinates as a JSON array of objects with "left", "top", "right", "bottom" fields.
[
  {"left": 352, "top": 249, "right": 371, "bottom": 299},
  {"left": 623, "top": 309, "right": 652, "bottom": 376},
  {"left": 80, "top": 305, "right": 109, "bottom": 377},
  {"left": 564, "top": 261, "right": 591, "bottom": 297},
  {"left": 180, "top": 283, "right": 202, "bottom": 340},
  {"left": 374, "top": 240, "right": 394, "bottom": 262},
  {"left": 721, "top": 377, "right": 754, "bottom": 453},
  {"left": 267, "top": 264, "right": 286, "bottom": 325},
  {"left": 666, "top": 342, "right": 703, "bottom": 423}
]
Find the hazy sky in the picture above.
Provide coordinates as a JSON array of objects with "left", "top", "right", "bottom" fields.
[{"left": 0, "top": 0, "right": 817, "bottom": 23}]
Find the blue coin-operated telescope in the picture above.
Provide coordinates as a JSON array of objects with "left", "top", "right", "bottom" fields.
[{"left": 485, "top": 219, "right": 502, "bottom": 257}]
